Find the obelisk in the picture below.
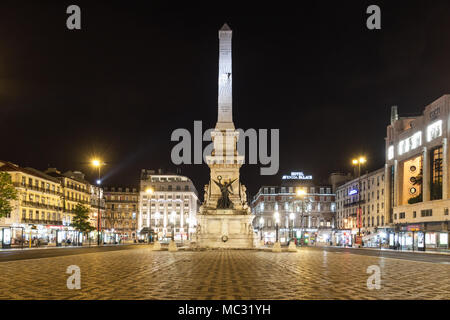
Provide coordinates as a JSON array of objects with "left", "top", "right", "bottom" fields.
[
  {"left": 216, "top": 23, "right": 234, "bottom": 130},
  {"left": 196, "top": 23, "right": 256, "bottom": 249}
]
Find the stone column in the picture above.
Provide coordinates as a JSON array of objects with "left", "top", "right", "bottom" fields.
[
  {"left": 384, "top": 164, "right": 391, "bottom": 223},
  {"left": 394, "top": 160, "right": 399, "bottom": 207},
  {"left": 423, "top": 147, "right": 430, "bottom": 202},
  {"left": 443, "top": 138, "right": 448, "bottom": 199}
]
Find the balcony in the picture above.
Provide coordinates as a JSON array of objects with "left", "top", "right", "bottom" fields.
[
  {"left": 65, "top": 184, "right": 90, "bottom": 194},
  {"left": 343, "top": 200, "right": 366, "bottom": 208},
  {"left": 21, "top": 201, "right": 63, "bottom": 211},
  {"left": 21, "top": 218, "right": 63, "bottom": 225},
  {"left": 14, "top": 183, "right": 63, "bottom": 196}
]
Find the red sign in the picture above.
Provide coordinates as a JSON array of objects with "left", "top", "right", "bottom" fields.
[
  {"left": 356, "top": 208, "right": 362, "bottom": 228},
  {"left": 355, "top": 236, "right": 363, "bottom": 245}
]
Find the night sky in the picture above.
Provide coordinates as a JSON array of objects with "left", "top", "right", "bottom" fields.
[{"left": 2, "top": 0, "right": 450, "bottom": 198}]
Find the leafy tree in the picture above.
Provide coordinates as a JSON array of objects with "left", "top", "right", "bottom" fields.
[
  {"left": 0, "top": 172, "right": 18, "bottom": 218},
  {"left": 71, "top": 203, "right": 95, "bottom": 233}
]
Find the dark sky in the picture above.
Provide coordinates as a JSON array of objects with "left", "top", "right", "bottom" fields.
[{"left": 2, "top": 0, "right": 450, "bottom": 198}]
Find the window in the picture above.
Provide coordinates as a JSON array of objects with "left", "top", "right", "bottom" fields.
[
  {"left": 413, "top": 211, "right": 416, "bottom": 218},
  {"left": 421, "top": 209, "right": 432, "bottom": 217},
  {"left": 445, "top": 208, "right": 449, "bottom": 216},
  {"left": 431, "top": 147, "right": 443, "bottom": 200},
  {"left": 399, "top": 212, "right": 405, "bottom": 219}
]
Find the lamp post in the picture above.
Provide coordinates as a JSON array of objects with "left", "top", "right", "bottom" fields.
[
  {"left": 274, "top": 211, "right": 280, "bottom": 243},
  {"left": 289, "top": 212, "right": 295, "bottom": 240},
  {"left": 170, "top": 211, "right": 176, "bottom": 241},
  {"left": 296, "top": 188, "right": 307, "bottom": 244},
  {"left": 259, "top": 216, "right": 264, "bottom": 241},
  {"left": 352, "top": 157, "right": 367, "bottom": 242},
  {"left": 155, "top": 211, "right": 160, "bottom": 242},
  {"left": 146, "top": 188, "right": 154, "bottom": 243},
  {"left": 92, "top": 159, "right": 103, "bottom": 246}
]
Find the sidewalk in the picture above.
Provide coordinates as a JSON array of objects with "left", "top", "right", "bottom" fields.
[
  {"left": 327, "top": 245, "right": 450, "bottom": 256},
  {"left": 0, "top": 242, "right": 147, "bottom": 252}
]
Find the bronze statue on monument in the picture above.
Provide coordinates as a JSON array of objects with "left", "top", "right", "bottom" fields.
[{"left": 213, "top": 176, "right": 236, "bottom": 209}]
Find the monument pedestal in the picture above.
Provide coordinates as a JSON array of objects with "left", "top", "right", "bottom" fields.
[{"left": 196, "top": 209, "right": 255, "bottom": 249}]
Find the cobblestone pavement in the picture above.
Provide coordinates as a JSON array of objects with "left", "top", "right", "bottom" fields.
[{"left": 0, "top": 247, "right": 448, "bottom": 299}]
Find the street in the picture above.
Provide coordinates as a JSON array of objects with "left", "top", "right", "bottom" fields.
[{"left": 0, "top": 245, "right": 449, "bottom": 299}]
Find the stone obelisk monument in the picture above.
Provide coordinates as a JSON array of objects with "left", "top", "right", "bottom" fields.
[{"left": 196, "top": 23, "right": 256, "bottom": 249}]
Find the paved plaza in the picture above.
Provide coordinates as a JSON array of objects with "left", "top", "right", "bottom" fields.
[{"left": 0, "top": 245, "right": 449, "bottom": 300}]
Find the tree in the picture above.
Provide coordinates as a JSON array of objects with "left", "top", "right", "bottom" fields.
[
  {"left": 71, "top": 203, "right": 95, "bottom": 244},
  {"left": 0, "top": 172, "right": 18, "bottom": 218}
]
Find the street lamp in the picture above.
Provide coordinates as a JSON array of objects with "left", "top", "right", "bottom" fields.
[
  {"left": 274, "top": 211, "right": 280, "bottom": 243},
  {"left": 296, "top": 188, "right": 307, "bottom": 244},
  {"left": 289, "top": 212, "right": 295, "bottom": 239},
  {"left": 352, "top": 156, "right": 367, "bottom": 241},
  {"left": 146, "top": 187, "right": 154, "bottom": 243},
  {"left": 92, "top": 159, "right": 104, "bottom": 246},
  {"left": 170, "top": 211, "right": 176, "bottom": 241},
  {"left": 154, "top": 212, "right": 161, "bottom": 241},
  {"left": 259, "top": 216, "right": 264, "bottom": 241}
]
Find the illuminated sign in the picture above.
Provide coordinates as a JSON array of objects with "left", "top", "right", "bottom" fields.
[
  {"left": 388, "top": 145, "right": 394, "bottom": 160},
  {"left": 427, "top": 120, "right": 442, "bottom": 142},
  {"left": 348, "top": 189, "right": 358, "bottom": 196},
  {"left": 282, "top": 172, "right": 312, "bottom": 180},
  {"left": 398, "top": 131, "right": 422, "bottom": 156}
]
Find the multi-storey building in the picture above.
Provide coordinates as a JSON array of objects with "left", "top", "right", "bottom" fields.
[
  {"left": 385, "top": 95, "right": 450, "bottom": 251},
  {"left": 138, "top": 169, "right": 199, "bottom": 242},
  {"left": 45, "top": 168, "right": 91, "bottom": 228},
  {"left": 335, "top": 168, "right": 387, "bottom": 247},
  {"left": 0, "top": 161, "right": 69, "bottom": 247},
  {"left": 103, "top": 186, "right": 138, "bottom": 241},
  {"left": 251, "top": 172, "right": 336, "bottom": 245}
]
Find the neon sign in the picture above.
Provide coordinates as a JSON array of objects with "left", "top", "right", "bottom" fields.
[
  {"left": 348, "top": 189, "right": 358, "bottom": 196},
  {"left": 282, "top": 172, "right": 313, "bottom": 180}
]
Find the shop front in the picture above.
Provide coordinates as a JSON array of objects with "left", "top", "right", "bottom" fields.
[
  {"left": 334, "top": 230, "right": 353, "bottom": 247},
  {"left": 390, "top": 223, "right": 449, "bottom": 251}
]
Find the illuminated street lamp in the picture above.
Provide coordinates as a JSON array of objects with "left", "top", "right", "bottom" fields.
[
  {"left": 296, "top": 188, "right": 307, "bottom": 244},
  {"left": 154, "top": 212, "right": 161, "bottom": 241},
  {"left": 289, "top": 212, "right": 295, "bottom": 239},
  {"left": 352, "top": 156, "right": 367, "bottom": 241},
  {"left": 91, "top": 159, "right": 104, "bottom": 246},
  {"left": 146, "top": 187, "right": 154, "bottom": 243},
  {"left": 274, "top": 211, "right": 280, "bottom": 242}
]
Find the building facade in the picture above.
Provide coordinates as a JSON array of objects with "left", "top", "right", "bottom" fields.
[
  {"left": 385, "top": 96, "right": 450, "bottom": 251},
  {"left": 138, "top": 169, "right": 199, "bottom": 242},
  {"left": 103, "top": 186, "right": 138, "bottom": 242},
  {"left": 251, "top": 172, "right": 336, "bottom": 245},
  {"left": 0, "top": 161, "right": 94, "bottom": 247},
  {"left": 335, "top": 168, "right": 388, "bottom": 247}
]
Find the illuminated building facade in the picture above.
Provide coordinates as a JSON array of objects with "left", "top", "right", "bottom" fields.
[
  {"left": 138, "top": 169, "right": 199, "bottom": 242},
  {"left": 386, "top": 95, "right": 450, "bottom": 251},
  {"left": 0, "top": 161, "right": 93, "bottom": 247},
  {"left": 251, "top": 172, "right": 336, "bottom": 245},
  {"left": 103, "top": 186, "right": 138, "bottom": 241},
  {"left": 334, "top": 168, "right": 387, "bottom": 247}
]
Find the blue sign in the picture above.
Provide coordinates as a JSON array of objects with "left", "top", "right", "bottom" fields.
[{"left": 348, "top": 189, "right": 358, "bottom": 196}]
